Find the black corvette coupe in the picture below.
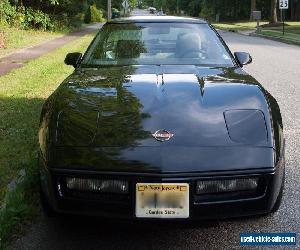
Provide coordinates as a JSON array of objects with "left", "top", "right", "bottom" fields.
[{"left": 39, "top": 16, "right": 285, "bottom": 219}]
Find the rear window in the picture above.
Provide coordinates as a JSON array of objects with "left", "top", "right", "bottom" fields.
[{"left": 82, "top": 22, "right": 234, "bottom": 67}]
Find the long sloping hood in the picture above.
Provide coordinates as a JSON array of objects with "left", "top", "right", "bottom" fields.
[
  {"left": 45, "top": 65, "right": 277, "bottom": 173},
  {"left": 53, "top": 65, "right": 273, "bottom": 148}
]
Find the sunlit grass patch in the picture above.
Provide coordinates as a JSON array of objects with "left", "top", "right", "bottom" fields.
[
  {"left": 0, "top": 24, "right": 66, "bottom": 58},
  {"left": 0, "top": 31, "right": 95, "bottom": 248},
  {"left": 259, "top": 22, "right": 300, "bottom": 45},
  {"left": 212, "top": 21, "right": 268, "bottom": 31}
]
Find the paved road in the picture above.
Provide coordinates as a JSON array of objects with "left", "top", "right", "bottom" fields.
[
  {"left": 0, "top": 23, "right": 102, "bottom": 76},
  {"left": 13, "top": 31, "right": 300, "bottom": 250}
]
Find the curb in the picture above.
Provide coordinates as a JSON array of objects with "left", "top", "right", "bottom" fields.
[
  {"left": 235, "top": 30, "right": 256, "bottom": 36},
  {"left": 215, "top": 28, "right": 256, "bottom": 36}
]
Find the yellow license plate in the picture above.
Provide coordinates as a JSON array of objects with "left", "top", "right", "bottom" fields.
[{"left": 135, "top": 183, "right": 189, "bottom": 218}]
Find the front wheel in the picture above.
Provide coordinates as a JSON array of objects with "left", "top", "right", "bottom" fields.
[
  {"left": 271, "top": 169, "right": 285, "bottom": 213},
  {"left": 40, "top": 188, "right": 56, "bottom": 217}
]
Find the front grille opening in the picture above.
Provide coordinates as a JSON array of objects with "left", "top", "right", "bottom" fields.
[
  {"left": 194, "top": 177, "right": 266, "bottom": 203},
  {"left": 56, "top": 176, "right": 130, "bottom": 203}
]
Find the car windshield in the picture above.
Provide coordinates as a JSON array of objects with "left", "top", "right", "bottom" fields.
[{"left": 81, "top": 22, "right": 234, "bottom": 67}]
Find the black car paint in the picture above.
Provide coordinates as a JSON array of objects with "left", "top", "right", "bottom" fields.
[
  {"left": 39, "top": 17, "right": 285, "bottom": 219},
  {"left": 40, "top": 66, "right": 282, "bottom": 171}
]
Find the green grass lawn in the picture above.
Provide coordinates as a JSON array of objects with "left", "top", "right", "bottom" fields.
[
  {"left": 0, "top": 32, "right": 95, "bottom": 247},
  {"left": 212, "top": 21, "right": 268, "bottom": 31},
  {"left": 259, "top": 22, "right": 300, "bottom": 44},
  {"left": 0, "top": 25, "right": 66, "bottom": 58},
  {"left": 0, "top": 32, "right": 94, "bottom": 201},
  {"left": 213, "top": 21, "right": 300, "bottom": 45}
]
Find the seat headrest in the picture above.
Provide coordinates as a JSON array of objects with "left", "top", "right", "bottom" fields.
[{"left": 175, "top": 33, "right": 201, "bottom": 58}]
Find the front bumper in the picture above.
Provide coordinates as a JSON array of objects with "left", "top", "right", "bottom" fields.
[{"left": 40, "top": 155, "right": 285, "bottom": 220}]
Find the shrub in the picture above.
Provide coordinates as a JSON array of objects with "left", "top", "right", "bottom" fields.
[
  {"left": 91, "top": 4, "right": 105, "bottom": 22},
  {"left": 0, "top": 0, "right": 87, "bottom": 32},
  {"left": 84, "top": 5, "right": 92, "bottom": 24},
  {"left": 84, "top": 4, "right": 105, "bottom": 24},
  {"left": 0, "top": 1, "right": 54, "bottom": 31},
  {"left": 50, "top": 13, "right": 83, "bottom": 32},
  {"left": 199, "top": 4, "right": 215, "bottom": 21},
  {"left": 0, "top": 0, "right": 18, "bottom": 25},
  {"left": 23, "top": 8, "right": 53, "bottom": 31}
]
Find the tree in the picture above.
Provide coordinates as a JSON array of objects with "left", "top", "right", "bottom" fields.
[
  {"left": 153, "top": 0, "right": 166, "bottom": 11},
  {"left": 270, "top": 0, "right": 278, "bottom": 23},
  {"left": 291, "top": 0, "right": 300, "bottom": 20},
  {"left": 199, "top": 0, "right": 215, "bottom": 20},
  {"left": 165, "top": 0, "right": 177, "bottom": 14},
  {"left": 250, "top": 0, "right": 256, "bottom": 20}
]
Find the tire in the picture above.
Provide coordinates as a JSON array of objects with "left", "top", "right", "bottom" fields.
[
  {"left": 271, "top": 169, "right": 285, "bottom": 213},
  {"left": 40, "top": 188, "right": 56, "bottom": 217}
]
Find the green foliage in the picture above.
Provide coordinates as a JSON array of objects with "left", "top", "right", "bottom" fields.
[
  {"left": 199, "top": 0, "right": 215, "bottom": 21},
  {"left": 129, "top": 0, "right": 137, "bottom": 8},
  {"left": 153, "top": 0, "right": 166, "bottom": 11},
  {"left": 143, "top": 0, "right": 300, "bottom": 22},
  {"left": 0, "top": 1, "right": 53, "bottom": 31},
  {"left": 23, "top": 8, "right": 53, "bottom": 31},
  {"left": 0, "top": 160, "right": 39, "bottom": 249},
  {"left": 0, "top": 0, "right": 18, "bottom": 25},
  {"left": 84, "top": 5, "right": 92, "bottom": 23},
  {"left": 91, "top": 4, "right": 104, "bottom": 22},
  {"left": 0, "top": 0, "right": 89, "bottom": 31},
  {"left": 84, "top": 4, "right": 105, "bottom": 24},
  {"left": 50, "top": 14, "right": 78, "bottom": 32},
  {"left": 165, "top": 0, "right": 177, "bottom": 14}
]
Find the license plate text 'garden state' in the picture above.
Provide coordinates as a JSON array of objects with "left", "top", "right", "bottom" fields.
[{"left": 135, "top": 183, "right": 189, "bottom": 218}]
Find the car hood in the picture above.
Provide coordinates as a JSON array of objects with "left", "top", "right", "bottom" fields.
[
  {"left": 53, "top": 65, "right": 272, "bottom": 149},
  {"left": 45, "top": 65, "right": 276, "bottom": 172}
]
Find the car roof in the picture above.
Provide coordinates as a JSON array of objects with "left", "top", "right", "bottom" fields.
[{"left": 108, "top": 15, "right": 207, "bottom": 24}]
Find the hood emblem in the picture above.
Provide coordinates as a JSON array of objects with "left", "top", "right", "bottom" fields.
[{"left": 152, "top": 129, "right": 174, "bottom": 142}]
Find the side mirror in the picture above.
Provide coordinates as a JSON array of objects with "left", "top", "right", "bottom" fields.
[
  {"left": 64, "top": 52, "right": 82, "bottom": 67},
  {"left": 234, "top": 52, "right": 252, "bottom": 66}
]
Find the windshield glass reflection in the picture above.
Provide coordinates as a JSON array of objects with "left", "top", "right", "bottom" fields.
[{"left": 82, "top": 23, "right": 234, "bottom": 67}]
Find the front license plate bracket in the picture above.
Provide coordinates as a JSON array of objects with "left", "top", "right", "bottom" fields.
[{"left": 135, "top": 183, "right": 189, "bottom": 218}]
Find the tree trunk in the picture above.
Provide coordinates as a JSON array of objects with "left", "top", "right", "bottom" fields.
[
  {"left": 294, "top": 0, "right": 300, "bottom": 20},
  {"left": 250, "top": 0, "right": 256, "bottom": 20},
  {"left": 107, "top": 0, "right": 111, "bottom": 19},
  {"left": 270, "top": 0, "right": 278, "bottom": 23},
  {"left": 291, "top": 0, "right": 294, "bottom": 20}
]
